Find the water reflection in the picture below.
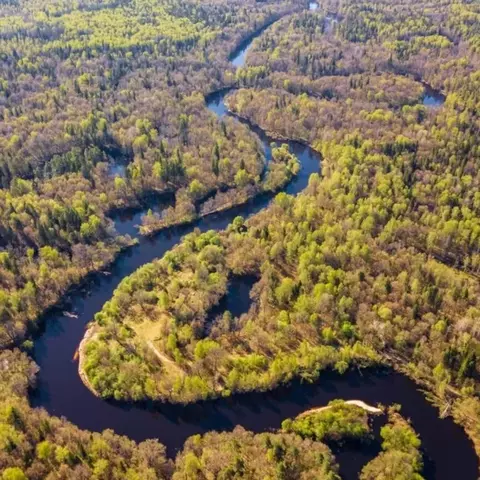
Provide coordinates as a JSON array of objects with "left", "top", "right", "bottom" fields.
[{"left": 422, "top": 83, "right": 445, "bottom": 107}]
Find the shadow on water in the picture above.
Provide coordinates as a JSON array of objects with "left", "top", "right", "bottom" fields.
[
  {"left": 204, "top": 275, "right": 257, "bottom": 333},
  {"left": 422, "top": 82, "right": 446, "bottom": 107},
  {"left": 108, "top": 191, "right": 176, "bottom": 237},
  {"left": 30, "top": 5, "right": 476, "bottom": 480},
  {"left": 330, "top": 413, "right": 385, "bottom": 479}
]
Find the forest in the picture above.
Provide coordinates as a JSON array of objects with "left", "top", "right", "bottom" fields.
[
  {"left": 1, "top": 348, "right": 346, "bottom": 479},
  {"left": 0, "top": 351, "right": 421, "bottom": 479},
  {"left": 1, "top": 0, "right": 480, "bottom": 478},
  {"left": 0, "top": 0, "right": 304, "bottom": 349},
  {"left": 82, "top": 0, "right": 480, "bottom": 467}
]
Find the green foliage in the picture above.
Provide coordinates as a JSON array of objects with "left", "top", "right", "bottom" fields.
[
  {"left": 282, "top": 400, "right": 372, "bottom": 443},
  {"left": 2, "top": 468, "right": 27, "bottom": 480},
  {"left": 222, "top": 2, "right": 480, "bottom": 453},
  {"left": 173, "top": 427, "right": 340, "bottom": 480},
  {"left": 2, "top": 0, "right": 480, "bottom": 474},
  {"left": 0, "top": 0, "right": 298, "bottom": 348},
  {"left": 0, "top": 350, "right": 171, "bottom": 478}
]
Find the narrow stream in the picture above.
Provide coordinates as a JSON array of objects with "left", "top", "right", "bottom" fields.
[{"left": 30, "top": 4, "right": 477, "bottom": 480}]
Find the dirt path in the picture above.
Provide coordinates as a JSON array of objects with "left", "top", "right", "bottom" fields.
[{"left": 147, "top": 340, "right": 185, "bottom": 376}]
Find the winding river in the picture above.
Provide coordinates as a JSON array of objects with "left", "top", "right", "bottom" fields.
[{"left": 30, "top": 4, "right": 478, "bottom": 480}]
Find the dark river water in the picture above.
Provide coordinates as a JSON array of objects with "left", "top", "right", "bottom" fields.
[{"left": 30, "top": 4, "right": 475, "bottom": 480}]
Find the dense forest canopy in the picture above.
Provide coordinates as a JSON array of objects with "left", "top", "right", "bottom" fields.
[
  {"left": 83, "top": 0, "right": 480, "bottom": 467},
  {"left": 1, "top": 0, "right": 480, "bottom": 478}
]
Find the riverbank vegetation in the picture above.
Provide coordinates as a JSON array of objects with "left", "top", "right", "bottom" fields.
[
  {"left": 280, "top": 401, "right": 426, "bottom": 478},
  {"left": 1, "top": 348, "right": 345, "bottom": 479},
  {"left": 0, "top": 349, "right": 173, "bottom": 479},
  {"left": 139, "top": 143, "right": 300, "bottom": 235},
  {"left": 360, "top": 408, "right": 424, "bottom": 480},
  {"left": 82, "top": 226, "right": 381, "bottom": 402},
  {"left": 0, "top": 347, "right": 423, "bottom": 479},
  {"left": 282, "top": 399, "right": 374, "bottom": 444},
  {"left": 173, "top": 427, "right": 340, "bottom": 480}
]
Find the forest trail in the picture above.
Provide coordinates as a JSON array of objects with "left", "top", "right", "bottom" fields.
[{"left": 147, "top": 341, "right": 185, "bottom": 376}]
